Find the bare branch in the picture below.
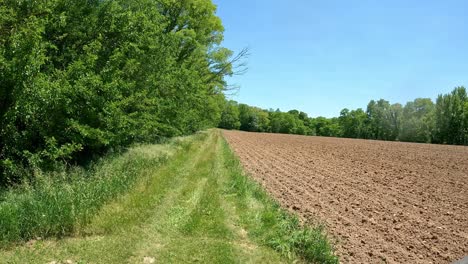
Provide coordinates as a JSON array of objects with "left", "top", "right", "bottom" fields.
[{"left": 205, "top": 47, "right": 250, "bottom": 86}]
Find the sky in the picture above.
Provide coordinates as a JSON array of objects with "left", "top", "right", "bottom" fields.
[{"left": 212, "top": 0, "right": 468, "bottom": 117}]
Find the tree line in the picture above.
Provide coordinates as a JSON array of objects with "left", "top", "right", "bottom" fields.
[
  {"left": 0, "top": 0, "right": 242, "bottom": 184},
  {"left": 219, "top": 86, "right": 468, "bottom": 145}
]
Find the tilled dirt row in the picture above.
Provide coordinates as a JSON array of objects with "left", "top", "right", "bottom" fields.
[{"left": 223, "top": 130, "right": 468, "bottom": 264}]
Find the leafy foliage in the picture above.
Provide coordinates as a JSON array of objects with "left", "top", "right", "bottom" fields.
[
  {"left": 0, "top": 0, "right": 238, "bottom": 184},
  {"left": 218, "top": 100, "right": 241, "bottom": 130},
  {"left": 339, "top": 108, "right": 368, "bottom": 138},
  {"left": 400, "top": 98, "right": 435, "bottom": 143},
  {"left": 433, "top": 87, "right": 468, "bottom": 145}
]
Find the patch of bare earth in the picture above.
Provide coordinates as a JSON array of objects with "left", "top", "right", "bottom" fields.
[{"left": 223, "top": 130, "right": 468, "bottom": 264}]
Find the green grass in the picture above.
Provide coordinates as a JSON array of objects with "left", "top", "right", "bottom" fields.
[
  {"left": 0, "top": 135, "right": 192, "bottom": 246},
  {"left": 0, "top": 130, "right": 338, "bottom": 263}
]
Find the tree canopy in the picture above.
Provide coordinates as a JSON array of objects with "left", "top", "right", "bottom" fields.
[{"left": 0, "top": 0, "right": 242, "bottom": 184}]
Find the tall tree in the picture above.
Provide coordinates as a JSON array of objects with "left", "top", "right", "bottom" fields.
[
  {"left": 219, "top": 100, "right": 241, "bottom": 130},
  {"left": 366, "top": 99, "right": 398, "bottom": 140},
  {"left": 0, "top": 0, "right": 240, "bottom": 184},
  {"left": 339, "top": 108, "right": 368, "bottom": 138},
  {"left": 399, "top": 98, "right": 435, "bottom": 143},
  {"left": 434, "top": 87, "right": 467, "bottom": 145}
]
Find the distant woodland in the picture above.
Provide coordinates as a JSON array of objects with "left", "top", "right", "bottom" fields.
[{"left": 219, "top": 87, "right": 468, "bottom": 146}]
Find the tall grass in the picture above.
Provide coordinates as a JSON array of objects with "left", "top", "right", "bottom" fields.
[{"left": 0, "top": 135, "right": 200, "bottom": 247}]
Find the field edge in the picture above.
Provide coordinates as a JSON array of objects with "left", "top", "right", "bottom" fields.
[{"left": 219, "top": 129, "right": 339, "bottom": 263}]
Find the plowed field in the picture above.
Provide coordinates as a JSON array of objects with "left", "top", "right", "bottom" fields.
[{"left": 223, "top": 130, "right": 468, "bottom": 264}]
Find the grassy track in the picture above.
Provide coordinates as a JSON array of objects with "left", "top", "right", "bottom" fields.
[{"left": 0, "top": 130, "right": 337, "bottom": 263}]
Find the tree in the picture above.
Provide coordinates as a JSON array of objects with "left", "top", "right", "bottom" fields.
[
  {"left": 268, "top": 110, "right": 283, "bottom": 133},
  {"left": 310, "top": 117, "right": 342, "bottom": 137},
  {"left": 464, "top": 101, "right": 468, "bottom": 144},
  {"left": 399, "top": 98, "right": 435, "bottom": 143},
  {"left": 282, "top": 110, "right": 309, "bottom": 135},
  {"left": 0, "top": 0, "right": 241, "bottom": 184},
  {"left": 339, "top": 108, "right": 368, "bottom": 138},
  {"left": 434, "top": 87, "right": 467, "bottom": 145},
  {"left": 238, "top": 104, "right": 270, "bottom": 132},
  {"left": 366, "top": 99, "right": 399, "bottom": 141},
  {"left": 255, "top": 109, "right": 271, "bottom": 132},
  {"left": 219, "top": 100, "right": 241, "bottom": 130},
  {"left": 390, "top": 103, "right": 403, "bottom": 140}
]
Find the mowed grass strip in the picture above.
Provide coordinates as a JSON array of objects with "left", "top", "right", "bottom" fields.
[{"left": 0, "top": 130, "right": 338, "bottom": 263}]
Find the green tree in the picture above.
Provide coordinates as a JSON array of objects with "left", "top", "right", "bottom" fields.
[
  {"left": 310, "top": 117, "right": 342, "bottom": 137},
  {"left": 464, "top": 101, "right": 468, "bottom": 144},
  {"left": 255, "top": 109, "right": 271, "bottom": 132},
  {"left": 399, "top": 98, "right": 435, "bottom": 143},
  {"left": 0, "top": 0, "right": 241, "bottom": 184},
  {"left": 268, "top": 110, "right": 283, "bottom": 133},
  {"left": 286, "top": 110, "right": 309, "bottom": 135},
  {"left": 390, "top": 103, "right": 403, "bottom": 140},
  {"left": 219, "top": 100, "right": 241, "bottom": 130},
  {"left": 434, "top": 87, "right": 467, "bottom": 145},
  {"left": 238, "top": 104, "right": 270, "bottom": 132},
  {"left": 366, "top": 99, "right": 399, "bottom": 141},
  {"left": 339, "top": 108, "right": 368, "bottom": 138}
]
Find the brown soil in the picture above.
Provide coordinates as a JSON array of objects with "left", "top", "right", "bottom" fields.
[{"left": 222, "top": 130, "right": 468, "bottom": 264}]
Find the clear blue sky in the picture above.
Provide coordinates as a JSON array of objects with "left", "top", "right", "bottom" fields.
[{"left": 212, "top": 0, "right": 468, "bottom": 117}]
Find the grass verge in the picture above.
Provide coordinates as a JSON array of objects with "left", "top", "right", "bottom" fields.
[
  {"left": 0, "top": 133, "right": 198, "bottom": 247},
  {"left": 0, "top": 130, "right": 338, "bottom": 263}
]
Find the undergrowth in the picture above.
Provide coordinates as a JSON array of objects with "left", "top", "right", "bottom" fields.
[{"left": 0, "top": 133, "right": 204, "bottom": 247}]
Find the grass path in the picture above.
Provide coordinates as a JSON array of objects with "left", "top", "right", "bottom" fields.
[{"left": 0, "top": 130, "right": 337, "bottom": 264}]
